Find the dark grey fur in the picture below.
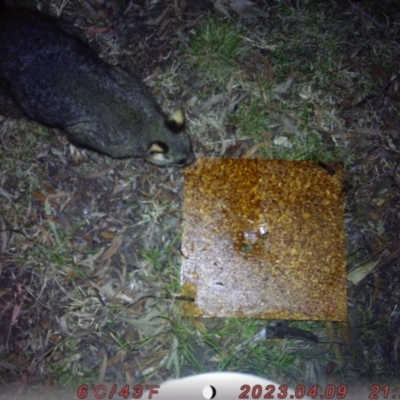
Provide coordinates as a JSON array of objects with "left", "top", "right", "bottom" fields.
[{"left": 0, "top": 8, "right": 195, "bottom": 166}]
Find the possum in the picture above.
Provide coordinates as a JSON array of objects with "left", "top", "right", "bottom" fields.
[{"left": 0, "top": 8, "right": 195, "bottom": 166}]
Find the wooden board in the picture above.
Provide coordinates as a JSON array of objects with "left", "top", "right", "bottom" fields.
[{"left": 181, "top": 158, "right": 347, "bottom": 321}]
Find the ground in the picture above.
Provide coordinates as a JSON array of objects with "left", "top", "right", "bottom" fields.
[{"left": 1, "top": 0, "right": 400, "bottom": 399}]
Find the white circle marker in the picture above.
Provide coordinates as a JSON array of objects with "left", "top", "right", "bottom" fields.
[{"left": 202, "top": 385, "right": 216, "bottom": 399}]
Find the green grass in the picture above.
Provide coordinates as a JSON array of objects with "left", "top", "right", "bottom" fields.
[
  {"left": 185, "top": 10, "right": 345, "bottom": 163},
  {"left": 186, "top": 17, "right": 244, "bottom": 88}
]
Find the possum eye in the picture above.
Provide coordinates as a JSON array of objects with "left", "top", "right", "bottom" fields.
[
  {"left": 166, "top": 109, "right": 185, "bottom": 133},
  {"left": 148, "top": 141, "right": 168, "bottom": 155}
]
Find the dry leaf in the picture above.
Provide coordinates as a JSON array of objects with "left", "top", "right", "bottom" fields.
[{"left": 347, "top": 261, "right": 378, "bottom": 285}]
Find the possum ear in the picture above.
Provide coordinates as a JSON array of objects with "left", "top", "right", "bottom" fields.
[{"left": 166, "top": 109, "right": 185, "bottom": 133}]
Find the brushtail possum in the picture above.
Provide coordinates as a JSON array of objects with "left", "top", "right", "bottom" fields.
[{"left": 0, "top": 8, "right": 195, "bottom": 166}]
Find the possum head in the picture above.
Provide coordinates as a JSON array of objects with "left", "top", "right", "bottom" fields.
[{"left": 146, "top": 110, "right": 195, "bottom": 166}]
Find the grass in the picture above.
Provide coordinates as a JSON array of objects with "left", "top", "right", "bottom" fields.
[
  {"left": 186, "top": 11, "right": 345, "bottom": 163},
  {"left": 2, "top": 0, "right": 400, "bottom": 392},
  {"left": 186, "top": 17, "right": 244, "bottom": 88}
]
